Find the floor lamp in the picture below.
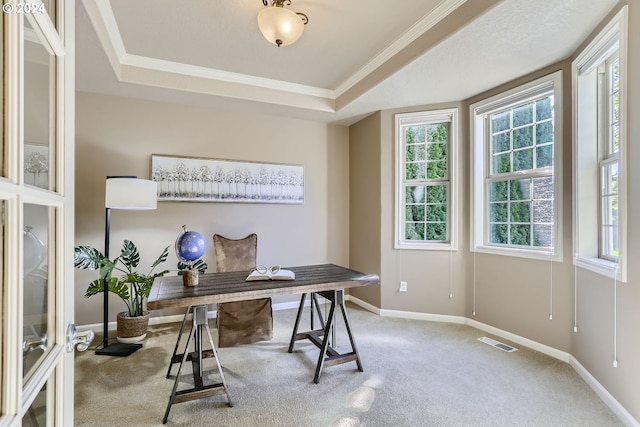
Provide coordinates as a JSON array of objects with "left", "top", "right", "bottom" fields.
[{"left": 95, "top": 176, "right": 158, "bottom": 357}]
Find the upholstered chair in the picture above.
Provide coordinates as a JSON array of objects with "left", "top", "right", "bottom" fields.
[{"left": 213, "top": 233, "right": 273, "bottom": 347}]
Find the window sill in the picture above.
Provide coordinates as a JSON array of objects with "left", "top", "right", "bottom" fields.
[
  {"left": 575, "top": 256, "right": 626, "bottom": 282},
  {"left": 396, "top": 241, "right": 457, "bottom": 251},
  {"left": 472, "top": 244, "right": 561, "bottom": 262}
]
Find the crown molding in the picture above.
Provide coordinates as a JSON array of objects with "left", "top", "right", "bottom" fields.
[
  {"left": 118, "top": 57, "right": 336, "bottom": 112},
  {"left": 81, "top": 0, "right": 335, "bottom": 111},
  {"left": 122, "top": 54, "right": 335, "bottom": 99},
  {"left": 334, "top": 0, "right": 468, "bottom": 97},
  {"left": 81, "top": 0, "right": 124, "bottom": 76},
  {"left": 81, "top": 0, "right": 466, "bottom": 111}
]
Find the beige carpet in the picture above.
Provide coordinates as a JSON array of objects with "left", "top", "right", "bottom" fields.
[{"left": 74, "top": 303, "right": 623, "bottom": 426}]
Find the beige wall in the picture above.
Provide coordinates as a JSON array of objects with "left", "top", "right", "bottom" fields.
[
  {"left": 347, "top": 1, "right": 639, "bottom": 421},
  {"left": 74, "top": 92, "right": 349, "bottom": 325},
  {"left": 349, "top": 103, "right": 468, "bottom": 315},
  {"left": 570, "top": 1, "right": 640, "bottom": 419},
  {"left": 463, "top": 62, "right": 574, "bottom": 353},
  {"left": 348, "top": 112, "right": 381, "bottom": 306},
  {"left": 73, "top": 1, "right": 640, "bottom": 420},
  {"left": 379, "top": 103, "right": 467, "bottom": 317}
]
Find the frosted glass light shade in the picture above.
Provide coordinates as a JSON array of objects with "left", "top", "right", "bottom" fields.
[
  {"left": 257, "top": 6, "right": 305, "bottom": 47},
  {"left": 105, "top": 178, "right": 157, "bottom": 210}
]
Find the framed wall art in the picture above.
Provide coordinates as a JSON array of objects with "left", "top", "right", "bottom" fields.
[{"left": 150, "top": 154, "right": 304, "bottom": 204}]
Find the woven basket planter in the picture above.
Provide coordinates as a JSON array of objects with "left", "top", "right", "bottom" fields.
[{"left": 116, "top": 311, "right": 150, "bottom": 343}]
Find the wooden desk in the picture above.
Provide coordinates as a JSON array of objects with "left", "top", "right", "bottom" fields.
[
  {"left": 148, "top": 264, "right": 378, "bottom": 424},
  {"left": 148, "top": 264, "right": 378, "bottom": 309}
]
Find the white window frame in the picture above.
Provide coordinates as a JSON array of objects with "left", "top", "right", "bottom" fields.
[
  {"left": 572, "top": 6, "right": 627, "bottom": 281},
  {"left": 470, "top": 72, "right": 563, "bottom": 261},
  {"left": 395, "top": 108, "right": 458, "bottom": 250},
  {"left": 599, "top": 52, "right": 619, "bottom": 262}
]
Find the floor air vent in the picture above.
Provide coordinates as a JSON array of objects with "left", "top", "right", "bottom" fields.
[{"left": 478, "top": 336, "right": 518, "bottom": 352}]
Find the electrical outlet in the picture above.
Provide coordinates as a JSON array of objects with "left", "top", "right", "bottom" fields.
[{"left": 399, "top": 281, "right": 408, "bottom": 292}]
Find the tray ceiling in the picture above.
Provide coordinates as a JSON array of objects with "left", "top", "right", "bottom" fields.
[{"left": 76, "top": 0, "right": 619, "bottom": 125}]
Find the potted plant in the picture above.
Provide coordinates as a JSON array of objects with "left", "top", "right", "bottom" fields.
[
  {"left": 177, "top": 259, "right": 208, "bottom": 276},
  {"left": 74, "top": 239, "right": 170, "bottom": 343}
]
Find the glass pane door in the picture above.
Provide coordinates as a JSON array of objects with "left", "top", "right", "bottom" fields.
[
  {"left": 0, "top": 1, "right": 74, "bottom": 426},
  {"left": 1, "top": 14, "right": 5, "bottom": 178},
  {"left": 24, "top": 16, "right": 55, "bottom": 191},
  {"left": 22, "top": 204, "right": 53, "bottom": 380}
]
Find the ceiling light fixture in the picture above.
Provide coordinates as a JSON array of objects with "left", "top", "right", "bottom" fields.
[{"left": 258, "top": 0, "right": 308, "bottom": 47}]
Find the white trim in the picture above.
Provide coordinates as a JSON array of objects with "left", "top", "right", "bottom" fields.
[
  {"left": 76, "top": 297, "right": 639, "bottom": 426},
  {"left": 381, "top": 309, "right": 465, "bottom": 325},
  {"left": 335, "top": 0, "right": 467, "bottom": 97},
  {"left": 123, "top": 53, "right": 334, "bottom": 99},
  {"left": 395, "top": 108, "right": 459, "bottom": 250},
  {"left": 464, "top": 318, "right": 570, "bottom": 362},
  {"left": 0, "top": 1, "right": 73, "bottom": 424},
  {"left": 473, "top": 244, "right": 559, "bottom": 262},
  {"left": 575, "top": 256, "right": 623, "bottom": 281},
  {"left": 25, "top": 0, "right": 65, "bottom": 56},
  {"left": 81, "top": 0, "right": 126, "bottom": 63},
  {"left": 346, "top": 295, "right": 380, "bottom": 315},
  {"left": 21, "top": 347, "right": 61, "bottom": 417},
  {"left": 85, "top": 0, "right": 333, "bottom": 97},
  {"left": 473, "top": 78, "right": 556, "bottom": 116},
  {"left": 80, "top": 0, "right": 467, "bottom": 110},
  {"left": 574, "top": 11, "right": 623, "bottom": 76},
  {"left": 77, "top": 299, "right": 310, "bottom": 332},
  {"left": 570, "top": 358, "right": 640, "bottom": 427},
  {"left": 572, "top": 6, "right": 628, "bottom": 282},
  {"left": 470, "top": 71, "right": 563, "bottom": 261},
  {"left": 372, "top": 305, "right": 569, "bottom": 362},
  {"left": 79, "top": 0, "right": 124, "bottom": 80},
  {"left": 395, "top": 241, "right": 459, "bottom": 252},
  {"left": 346, "top": 301, "right": 638, "bottom": 426}
]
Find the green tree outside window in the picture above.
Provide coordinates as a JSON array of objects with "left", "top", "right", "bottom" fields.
[
  {"left": 403, "top": 120, "right": 450, "bottom": 242},
  {"left": 486, "top": 95, "right": 554, "bottom": 249}
]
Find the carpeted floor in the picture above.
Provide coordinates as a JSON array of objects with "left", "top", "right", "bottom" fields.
[{"left": 74, "top": 303, "right": 623, "bottom": 426}]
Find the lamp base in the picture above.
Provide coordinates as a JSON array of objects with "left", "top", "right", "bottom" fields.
[{"left": 95, "top": 342, "right": 142, "bottom": 357}]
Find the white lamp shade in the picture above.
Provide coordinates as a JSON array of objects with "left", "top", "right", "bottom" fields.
[
  {"left": 105, "top": 178, "right": 157, "bottom": 210},
  {"left": 257, "top": 6, "right": 305, "bottom": 46}
]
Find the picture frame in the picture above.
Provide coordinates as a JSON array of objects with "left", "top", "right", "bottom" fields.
[{"left": 150, "top": 154, "right": 304, "bottom": 204}]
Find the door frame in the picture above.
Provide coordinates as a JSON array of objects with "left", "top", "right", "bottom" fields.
[{"left": 0, "top": 1, "right": 74, "bottom": 425}]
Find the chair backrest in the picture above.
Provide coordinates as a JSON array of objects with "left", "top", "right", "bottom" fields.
[{"left": 212, "top": 233, "right": 257, "bottom": 273}]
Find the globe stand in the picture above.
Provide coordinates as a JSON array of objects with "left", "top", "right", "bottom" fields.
[{"left": 182, "top": 268, "right": 199, "bottom": 286}]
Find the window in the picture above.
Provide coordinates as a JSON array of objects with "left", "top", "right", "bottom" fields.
[
  {"left": 600, "top": 55, "right": 620, "bottom": 261},
  {"left": 395, "top": 109, "right": 457, "bottom": 250},
  {"left": 573, "top": 6, "right": 627, "bottom": 281},
  {"left": 471, "top": 72, "right": 563, "bottom": 260}
]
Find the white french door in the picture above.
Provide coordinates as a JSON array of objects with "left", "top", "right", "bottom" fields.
[{"left": 1, "top": 1, "right": 74, "bottom": 426}]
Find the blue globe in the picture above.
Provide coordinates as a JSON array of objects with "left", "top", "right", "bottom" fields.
[{"left": 176, "top": 229, "right": 206, "bottom": 263}]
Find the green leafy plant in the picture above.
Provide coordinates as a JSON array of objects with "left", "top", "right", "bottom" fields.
[
  {"left": 177, "top": 259, "right": 208, "bottom": 275},
  {"left": 74, "top": 240, "right": 170, "bottom": 317}
]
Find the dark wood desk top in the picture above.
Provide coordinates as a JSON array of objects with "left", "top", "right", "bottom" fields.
[{"left": 147, "top": 263, "right": 379, "bottom": 310}]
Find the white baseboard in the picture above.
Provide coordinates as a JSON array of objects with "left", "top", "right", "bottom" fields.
[
  {"left": 346, "top": 300, "right": 638, "bottom": 427},
  {"left": 382, "top": 308, "right": 466, "bottom": 325},
  {"left": 77, "top": 297, "right": 638, "bottom": 426},
  {"left": 345, "top": 295, "right": 380, "bottom": 315},
  {"left": 569, "top": 357, "right": 640, "bottom": 427},
  {"left": 77, "top": 299, "right": 310, "bottom": 332},
  {"left": 464, "top": 318, "right": 572, "bottom": 363}
]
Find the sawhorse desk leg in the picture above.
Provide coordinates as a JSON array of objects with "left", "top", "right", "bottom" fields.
[
  {"left": 166, "top": 305, "right": 191, "bottom": 379},
  {"left": 163, "top": 305, "right": 232, "bottom": 424},
  {"left": 288, "top": 290, "right": 363, "bottom": 383}
]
